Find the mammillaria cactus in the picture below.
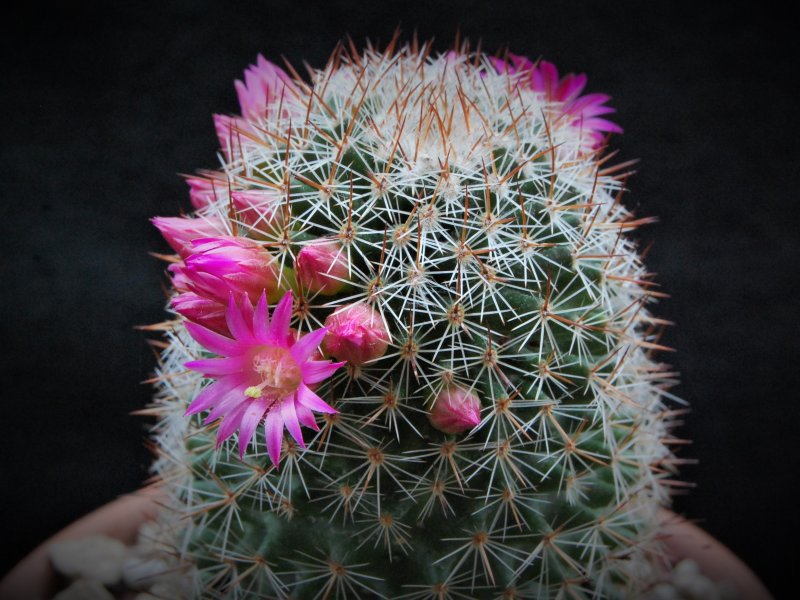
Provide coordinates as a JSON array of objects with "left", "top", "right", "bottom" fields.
[{"left": 148, "top": 38, "right": 681, "bottom": 599}]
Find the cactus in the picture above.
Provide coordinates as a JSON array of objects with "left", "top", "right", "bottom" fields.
[{"left": 147, "top": 40, "right": 681, "bottom": 599}]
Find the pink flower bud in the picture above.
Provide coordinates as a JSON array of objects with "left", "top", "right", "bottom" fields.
[
  {"left": 152, "top": 216, "right": 227, "bottom": 258},
  {"left": 185, "top": 175, "right": 225, "bottom": 210},
  {"left": 296, "top": 240, "right": 349, "bottom": 296},
  {"left": 168, "top": 262, "right": 191, "bottom": 292},
  {"left": 181, "top": 236, "right": 281, "bottom": 304},
  {"left": 231, "top": 190, "right": 285, "bottom": 235},
  {"left": 322, "top": 303, "right": 390, "bottom": 365},
  {"left": 234, "top": 55, "right": 301, "bottom": 122},
  {"left": 428, "top": 387, "right": 482, "bottom": 434},
  {"left": 171, "top": 292, "right": 228, "bottom": 335},
  {"left": 213, "top": 114, "right": 258, "bottom": 161}
]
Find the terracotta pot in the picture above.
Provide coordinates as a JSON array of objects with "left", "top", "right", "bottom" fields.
[
  {"left": 0, "top": 487, "right": 164, "bottom": 600},
  {"left": 656, "top": 509, "right": 773, "bottom": 599},
  {"left": 0, "top": 493, "right": 771, "bottom": 600}
]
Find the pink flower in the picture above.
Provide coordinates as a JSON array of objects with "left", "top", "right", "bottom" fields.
[
  {"left": 185, "top": 291, "right": 344, "bottom": 466},
  {"left": 492, "top": 54, "right": 622, "bottom": 147},
  {"left": 181, "top": 236, "right": 281, "bottom": 304},
  {"left": 428, "top": 387, "right": 482, "bottom": 434},
  {"left": 231, "top": 190, "right": 285, "bottom": 235},
  {"left": 235, "top": 55, "right": 301, "bottom": 122},
  {"left": 168, "top": 262, "right": 192, "bottom": 292},
  {"left": 213, "top": 114, "right": 257, "bottom": 161},
  {"left": 216, "top": 57, "right": 302, "bottom": 156},
  {"left": 171, "top": 292, "right": 228, "bottom": 335},
  {"left": 185, "top": 175, "right": 225, "bottom": 210},
  {"left": 530, "top": 60, "right": 622, "bottom": 147},
  {"left": 152, "top": 216, "right": 228, "bottom": 258},
  {"left": 487, "top": 54, "right": 536, "bottom": 76},
  {"left": 321, "top": 303, "right": 390, "bottom": 365},
  {"left": 295, "top": 240, "right": 349, "bottom": 296}
]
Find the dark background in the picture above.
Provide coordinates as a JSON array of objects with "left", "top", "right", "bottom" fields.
[{"left": 2, "top": 1, "right": 797, "bottom": 597}]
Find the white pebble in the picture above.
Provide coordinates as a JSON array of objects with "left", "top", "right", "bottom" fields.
[
  {"left": 682, "top": 576, "right": 721, "bottom": 600},
  {"left": 121, "top": 555, "right": 172, "bottom": 590},
  {"left": 49, "top": 535, "right": 128, "bottom": 585},
  {"left": 148, "top": 580, "right": 191, "bottom": 599},
  {"left": 133, "top": 521, "right": 160, "bottom": 551},
  {"left": 673, "top": 558, "right": 701, "bottom": 579},
  {"left": 52, "top": 579, "right": 114, "bottom": 600},
  {"left": 648, "top": 582, "right": 680, "bottom": 600}
]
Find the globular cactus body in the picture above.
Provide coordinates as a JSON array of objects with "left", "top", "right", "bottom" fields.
[{"left": 149, "top": 41, "right": 679, "bottom": 599}]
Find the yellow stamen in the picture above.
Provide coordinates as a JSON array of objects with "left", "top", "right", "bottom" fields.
[{"left": 245, "top": 386, "right": 263, "bottom": 399}]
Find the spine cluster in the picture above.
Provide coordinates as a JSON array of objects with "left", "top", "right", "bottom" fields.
[{"left": 147, "top": 39, "right": 682, "bottom": 599}]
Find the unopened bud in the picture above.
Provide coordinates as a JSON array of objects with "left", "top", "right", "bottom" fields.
[
  {"left": 152, "top": 216, "right": 227, "bottom": 258},
  {"left": 231, "top": 190, "right": 285, "bottom": 236},
  {"left": 428, "top": 387, "right": 482, "bottom": 434},
  {"left": 171, "top": 292, "right": 228, "bottom": 335},
  {"left": 235, "top": 55, "right": 302, "bottom": 122},
  {"left": 181, "top": 236, "right": 281, "bottom": 304},
  {"left": 322, "top": 303, "right": 389, "bottom": 365},
  {"left": 296, "top": 240, "right": 349, "bottom": 295},
  {"left": 185, "top": 175, "right": 224, "bottom": 210}
]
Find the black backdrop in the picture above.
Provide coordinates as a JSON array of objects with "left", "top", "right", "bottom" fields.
[{"left": 2, "top": 1, "right": 797, "bottom": 597}]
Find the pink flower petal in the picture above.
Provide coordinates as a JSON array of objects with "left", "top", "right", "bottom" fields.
[
  {"left": 185, "top": 321, "right": 240, "bottom": 357},
  {"left": 266, "top": 290, "right": 293, "bottom": 345},
  {"left": 217, "top": 402, "right": 249, "bottom": 447},
  {"left": 253, "top": 291, "right": 271, "bottom": 342},
  {"left": 296, "top": 382, "right": 337, "bottom": 414},
  {"left": 264, "top": 409, "right": 284, "bottom": 468},
  {"left": 237, "top": 398, "right": 270, "bottom": 458},
  {"left": 582, "top": 118, "right": 623, "bottom": 134},
  {"left": 186, "top": 376, "right": 243, "bottom": 416},
  {"left": 185, "top": 356, "right": 246, "bottom": 377},
  {"left": 568, "top": 93, "right": 611, "bottom": 114},
  {"left": 225, "top": 294, "right": 257, "bottom": 345},
  {"left": 295, "top": 402, "right": 319, "bottom": 431},
  {"left": 205, "top": 383, "right": 250, "bottom": 423},
  {"left": 239, "top": 293, "right": 255, "bottom": 327},
  {"left": 557, "top": 73, "right": 587, "bottom": 102},
  {"left": 576, "top": 104, "right": 617, "bottom": 119},
  {"left": 290, "top": 328, "right": 328, "bottom": 363},
  {"left": 280, "top": 396, "right": 305, "bottom": 448},
  {"left": 301, "top": 360, "right": 346, "bottom": 384}
]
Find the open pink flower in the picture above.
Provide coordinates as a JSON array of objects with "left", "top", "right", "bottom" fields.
[
  {"left": 185, "top": 291, "right": 344, "bottom": 466},
  {"left": 530, "top": 60, "right": 622, "bottom": 147},
  {"left": 488, "top": 54, "right": 536, "bottom": 76},
  {"left": 491, "top": 54, "right": 622, "bottom": 147}
]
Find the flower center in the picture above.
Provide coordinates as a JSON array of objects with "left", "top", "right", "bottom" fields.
[{"left": 245, "top": 346, "right": 301, "bottom": 401}]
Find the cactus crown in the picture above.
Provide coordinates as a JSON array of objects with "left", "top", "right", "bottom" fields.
[{"left": 149, "top": 39, "right": 680, "bottom": 599}]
